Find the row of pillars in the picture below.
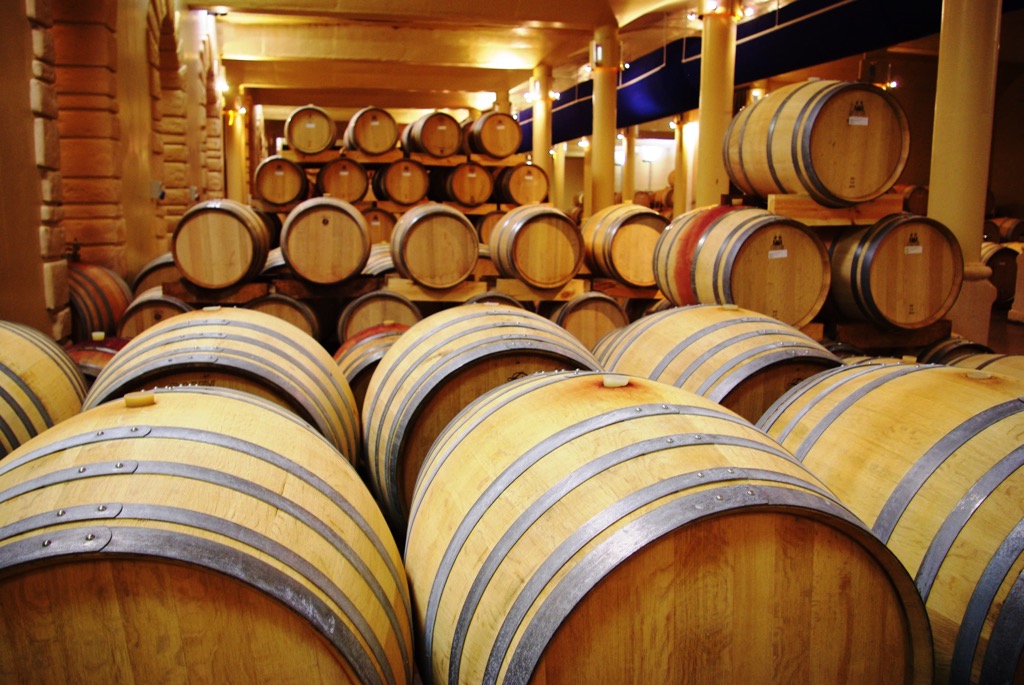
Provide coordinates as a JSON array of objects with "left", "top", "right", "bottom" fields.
[{"left": 514, "top": 0, "right": 1003, "bottom": 343}]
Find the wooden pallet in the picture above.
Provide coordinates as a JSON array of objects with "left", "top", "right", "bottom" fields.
[{"left": 767, "top": 192, "right": 905, "bottom": 226}]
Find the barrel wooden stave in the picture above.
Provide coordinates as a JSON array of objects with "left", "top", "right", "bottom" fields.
[
  {"left": 465, "top": 111, "right": 522, "bottom": 158},
  {"left": 67, "top": 262, "right": 134, "bottom": 343},
  {"left": 488, "top": 205, "right": 583, "bottom": 290},
  {"left": 371, "top": 159, "right": 429, "bottom": 206},
  {"left": 343, "top": 106, "right": 399, "bottom": 155},
  {"left": 116, "top": 285, "right": 193, "bottom": 338},
  {"left": 980, "top": 241, "right": 1021, "bottom": 308},
  {"left": 389, "top": 203, "right": 479, "bottom": 289},
  {"left": 244, "top": 292, "right": 320, "bottom": 340},
  {"left": 406, "top": 371, "right": 932, "bottom": 685},
  {"left": 582, "top": 203, "right": 668, "bottom": 288},
  {"left": 172, "top": 199, "right": 271, "bottom": 290},
  {"left": 492, "top": 163, "right": 549, "bottom": 205},
  {"left": 0, "top": 386, "right": 411, "bottom": 684},
  {"left": 337, "top": 290, "right": 422, "bottom": 342},
  {"left": 130, "top": 251, "right": 181, "bottom": 295},
  {"left": 548, "top": 291, "right": 629, "bottom": 351},
  {"left": 254, "top": 155, "right": 310, "bottom": 207},
  {"left": 757, "top": 363, "right": 1024, "bottom": 683},
  {"left": 284, "top": 104, "right": 337, "bottom": 155},
  {"left": 428, "top": 162, "right": 494, "bottom": 207},
  {"left": 401, "top": 111, "right": 462, "bottom": 158},
  {"left": 315, "top": 157, "right": 369, "bottom": 202},
  {"left": 281, "top": 197, "right": 371, "bottom": 285}
]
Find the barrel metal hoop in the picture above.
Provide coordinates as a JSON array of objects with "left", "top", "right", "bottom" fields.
[
  {"left": 696, "top": 344, "right": 834, "bottom": 405},
  {"left": 979, "top": 565, "right": 1024, "bottom": 684},
  {"left": 647, "top": 313, "right": 782, "bottom": 382}
]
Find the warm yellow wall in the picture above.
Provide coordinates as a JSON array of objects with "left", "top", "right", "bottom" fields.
[{"left": 0, "top": 1, "right": 50, "bottom": 332}]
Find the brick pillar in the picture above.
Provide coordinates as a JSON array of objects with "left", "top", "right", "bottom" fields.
[
  {"left": 27, "top": 0, "right": 73, "bottom": 340},
  {"left": 53, "top": 0, "right": 126, "bottom": 275},
  {"left": 157, "top": 11, "right": 185, "bottom": 244}
]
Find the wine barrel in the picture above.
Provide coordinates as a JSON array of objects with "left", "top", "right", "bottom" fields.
[
  {"left": 67, "top": 261, "right": 134, "bottom": 343},
  {"left": 172, "top": 199, "right": 271, "bottom": 290},
  {"left": 361, "top": 207, "right": 398, "bottom": 245},
  {"left": 984, "top": 216, "right": 1024, "bottom": 243},
  {"left": 894, "top": 183, "right": 930, "bottom": 216},
  {"left": 428, "top": 161, "right": 494, "bottom": 207},
  {"left": 281, "top": 197, "right": 371, "bottom": 285},
  {"left": 284, "top": 104, "right": 337, "bottom": 155},
  {"left": 757, "top": 363, "right": 1024, "bottom": 684},
  {"left": 488, "top": 204, "right": 583, "bottom": 290},
  {"left": 389, "top": 203, "right": 478, "bottom": 289},
  {"left": 0, "top": 320, "right": 86, "bottom": 456},
  {"left": 244, "top": 292, "right": 320, "bottom": 340},
  {"left": 474, "top": 210, "right": 505, "bottom": 245},
  {"left": 370, "top": 159, "right": 429, "bottom": 206},
  {"left": 343, "top": 106, "right": 399, "bottom": 155},
  {"left": 547, "top": 291, "right": 629, "bottom": 351},
  {"left": 492, "top": 163, "right": 549, "bottom": 205},
  {"left": 362, "top": 304, "right": 602, "bottom": 532},
  {"left": 64, "top": 335, "right": 129, "bottom": 387},
  {"left": 83, "top": 307, "right": 360, "bottom": 462},
  {"left": 723, "top": 79, "right": 909, "bottom": 207},
  {"left": 405, "top": 370, "right": 933, "bottom": 685},
  {"left": 314, "top": 157, "right": 369, "bottom": 202},
  {"left": 400, "top": 111, "right": 462, "bottom": 158},
  {"left": 115, "top": 285, "right": 192, "bottom": 338},
  {"left": 130, "top": 251, "right": 180, "bottom": 295},
  {"left": 333, "top": 322, "right": 409, "bottom": 415},
  {"left": 945, "top": 353, "right": 1024, "bottom": 380},
  {"left": 253, "top": 155, "right": 309, "bottom": 207},
  {"left": 827, "top": 213, "right": 963, "bottom": 330},
  {"left": 916, "top": 335, "right": 995, "bottom": 365},
  {"left": 582, "top": 203, "right": 669, "bottom": 288},
  {"left": 980, "top": 240, "right": 1021, "bottom": 308},
  {"left": 0, "top": 386, "right": 412, "bottom": 685},
  {"left": 336, "top": 290, "right": 422, "bottom": 342},
  {"left": 464, "top": 111, "right": 522, "bottom": 158},
  {"left": 654, "top": 205, "right": 830, "bottom": 328},
  {"left": 595, "top": 304, "right": 842, "bottom": 424}
]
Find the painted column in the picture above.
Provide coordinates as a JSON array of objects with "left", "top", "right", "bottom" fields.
[
  {"left": 622, "top": 125, "right": 637, "bottom": 204},
  {"left": 929, "top": 0, "right": 1002, "bottom": 340},
  {"left": 695, "top": 0, "right": 737, "bottom": 207},
  {"left": 591, "top": 24, "right": 620, "bottom": 213},
  {"left": 552, "top": 141, "right": 567, "bottom": 211},
  {"left": 531, "top": 63, "right": 553, "bottom": 181},
  {"left": 494, "top": 90, "right": 511, "bottom": 114},
  {"left": 673, "top": 115, "right": 687, "bottom": 218}
]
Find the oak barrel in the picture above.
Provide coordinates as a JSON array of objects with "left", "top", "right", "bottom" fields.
[
  {"left": 916, "top": 335, "right": 995, "bottom": 365},
  {"left": 405, "top": 370, "right": 933, "bottom": 685},
  {"left": 400, "top": 111, "right": 462, "bottom": 158},
  {"left": 115, "top": 285, "right": 193, "bottom": 338},
  {"left": 64, "top": 335, "right": 129, "bottom": 387},
  {"left": 362, "top": 304, "right": 601, "bottom": 532},
  {"left": 595, "top": 304, "right": 842, "bottom": 424},
  {"left": 980, "top": 241, "right": 1020, "bottom": 308},
  {"left": 315, "top": 157, "right": 369, "bottom": 202},
  {"left": 244, "top": 292, "right": 320, "bottom": 340},
  {"left": 757, "top": 363, "right": 1024, "bottom": 684},
  {"left": 281, "top": 197, "right": 371, "bottom": 285},
  {"left": 723, "top": 79, "right": 909, "bottom": 207},
  {"left": 284, "top": 104, "right": 337, "bottom": 155},
  {"left": 67, "top": 261, "right": 134, "bottom": 343},
  {"left": 343, "top": 106, "right": 399, "bottom": 155},
  {"left": 654, "top": 205, "right": 831, "bottom": 328},
  {"left": 83, "top": 307, "right": 360, "bottom": 462},
  {"left": 582, "top": 203, "right": 668, "bottom": 288},
  {"left": 362, "top": 207, "right": 398, "bottom": 245},
  {"left": 0, "top": 320, "right": 86, "bottom": 457},
  {"left": 946, "top": 353, "right": 1024, "bottom": 380},
  {"left": 336, "top": 290, "right": 422, "bottom": 342},
  {"left": 488, "top": 204, "right": 583, "bottom": 290},
  {"left": 253, "top": 155, "right": 310, "bottom": 207},
  {"left": 428, "top": 162, "right": 494, "bottom": 207},
  {"left": 464, "top": 111, "right": 522, "bottom": 158},
  {"left": 172, "top": 199, "right": 271, "bottom": 290},
  {"left": 0, "top": 386, "right": 412, "bottom": 685},
  {"left": 389, "top": 203, "right": 479, "bottom": 289},
  {"left": 130, "top": 251, "right": 180, "bottom": 295},
  {"left": 492, "top": 163, "right": 549, "bottom": 205},
  {"left": 547, "top": 291, "right": 629, "bottom": 351},
  {"left": 371, "top": 159, "right": 429, "bottom": 206},
  {"left": 827, "top": 213, "right": 963, "bottom": 330},
  {"left": 984, "top": 217, "right": 1024, "bottom": 243}
]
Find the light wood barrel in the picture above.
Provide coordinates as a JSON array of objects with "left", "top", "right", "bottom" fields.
[
  {"left": 389, "top": 203, "right": 479, "bottom": 289},
  {"left": 333, "top": 322, "right": 409, "bottom": 423},
  {"left": 980, "top": 241, "right": 1021, "bottom": 308},
  {"left": 130, "top": 251, "right": 181, "bottom": 295},
  {"left": 315, "top": 157, "right": 369, "bottom": 202},
  {"left": 984, "top": 216, "right": 1024, "bottom": 243},
  {"left": 547, "top": 291, "right": 629, "bottom": 351},
  {"left": 894, "top": 183, "right": 930, "bottom": 216},
  {"left": 827, "top": 213, "right": 964, "bottom": 330},
  {"left": 916, "top": 335, "right": 995, "bottom": 365},
  {"left": 492, "top": 163, "right": 549, "bottom": 205},
  {"left": 757, "top": 363, "right": 1024, "bottom": 684},
  {"left": 362, "top": 304, "right": 602, "bottom": 532},
  {"left": 0, "top": 386, "right": 412, "bottom": 685},
  {"left": 945, "top": 353, "right": 1024, "bottom": 380},
  {"left": 595, "top": 304, "right": 842, "bottom": 424},
  {"left": 281, "top": 197, "right": 371, "bottom": 285},
  {"left": 83, "top": 307, "right": 360, "bottom": 462},
  {"left": 362, "top": 242, "right": 395, "bottom": 277},
  {"left": 488, "top": 204, "right": 583, "bottom": 290},
  {"left": 64, "top": 335, "right": 129, "bottom": 387},
  {"left": 244, "top": 293, "right": 320, "bottom": 340},
  {"left": 284, "top": 104, "right": 337, "bottom": 155},
  {"left": 0, "top": 320, "right": 86, "bottom": 456},
  {"left": 254, "top": 155, "right": 310, "bottom": 207},
  {"left": 116, "top": 285, "right": 193, "bottom": 338},
  {"left": 343, "top": 106, "right": 399, "bottom": 155},
  {"left": 67, "top": 261, "right": 134, "bottom": 343},
  {"left": 371, "top": 159, "right": 429, "bottom": 206},
  {"left": 428, "top": 162, "right": 494, "bottom": 207},
  {"left": 474, "top": 210, "right": 505, "bottom": 245},
  {"left": 582, "top": 203, "right": 669, "bottom": 288},
  {"left": 464, "top": 111, "right": 522, "bottom": 158},
  {"left": 400, "top": 111, "right": 462, "bottom": 158},
  {"left": 172, "top": 199, "right": 272, "bottom": 290},
  {"left": 336, "top": 291, "right": 422, "bottom": 342},
  {"left": 405, "top": 370, "right": 933, "bottom": 685},
  {"left": 655, "top": 205, "right": 831, "bottom": 328},
  {"left": 362, "top": 207, "right": 398, "bottom": 245},
  {"left": 723, "top": 79, "right": 909, "bottom": 207}
]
